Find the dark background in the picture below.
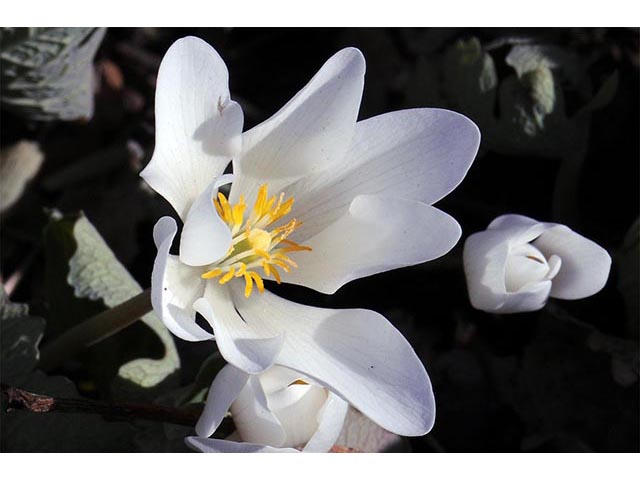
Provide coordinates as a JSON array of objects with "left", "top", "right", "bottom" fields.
[{"left": 1, "top": 28, "right": 638, "bottom": 452}]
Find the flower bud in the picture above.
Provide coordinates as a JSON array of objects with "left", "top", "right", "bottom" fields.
[{"left": 463, "top": 214, "right": 611, "bottom": 313}]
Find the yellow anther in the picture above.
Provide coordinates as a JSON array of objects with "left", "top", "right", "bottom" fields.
[
  {"left": 279, "top": 238, "right": 313, "bottom": 252},
  {"left": 271, "top": 267, "right": 282, "bottom": 284},
  {"left": 201, "top": 268, "right": 223, "bottom": 279},
  {"left": 247, "top": 271, "right": 264, "bottom": 293},
  {"left": 217, "top": 192, "right": 233, "bottom": 222},
  {"left": 254, "top": 184, "right": 268, "bottom": 217},
  {"left": 213, "top": 198, "right": 224, "bottom": 219},
  {"left": 232, "top": 196, "right": 246, "bottom": 227},
  {"left": 219, "top": 267, "right": 236, "bottom": 284},
  {"left": 264, "top": 195, "right": 276, "bottom": 215},
  {"left": 262, "top": 261, "right": 272, "bottom": 277},
  {"left": 202, "top": 183, "right": 310, "bottom": 297},
  {"left": 243, "top": 273, "right": 254, "bottom": 298},
  {"left": 288, "top": 379, "right": 309, "bottom": 386},
  {"left": 268, "top": 197, "right": 294, "bottom": 225},
  {"left": 235, "top": 263, "right": 247, "bottom": 277},
  {"left": 272, "top": 259, "right": 291, "bottom": 272}
]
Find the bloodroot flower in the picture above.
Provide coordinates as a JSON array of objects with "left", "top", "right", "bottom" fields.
[
  {"left": 186, "top": 364, "right": 349, "bottom": 453},
  {"left": 463, "top": 214, "right": 611, "bottom": 314},
  {"left": 141, "top": 36, "right": 480, "bottom": 437}
]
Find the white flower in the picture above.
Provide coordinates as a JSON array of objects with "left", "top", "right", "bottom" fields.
[
  {"left": 141, "top": 36, "right": 480, "bottom": 436},
  {"left": 185, "top": 364, "right": 350, "bottom": 453},
  {"left": 463, "top": 214, "right": 611, "bottom": 313}
]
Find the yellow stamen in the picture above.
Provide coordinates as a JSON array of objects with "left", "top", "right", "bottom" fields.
[
  {"left": 201, "top": 183, "right": 310, "bottom": 297},
  {"left": 272, "top": 259, "right": 291, "bottom": 272},
  {"left": 244, "top": 273, "right": 254, "bottom": 298},
  {"left": 247, "top": 271, "right": 264, "bottom": 293},
  {"left": 288, "top": 379, "right": 309, "bottom": 386},
  {"left": 254, "top": 184, "right": 268, "bottom": 217},
  {"left": 262, "top": 261, "right": 272, "bottom": 277},
  {"left": 213, "top": 199, "right": 224, "bottom": 219},
  {"left": 254, "top": 249, "right": 271, "bottom": 261},
  {"left": 217, "top": 192, "right": 233, "bottom": 223},
  {"left": 279, "top": 239, "right": 313, "bottom": 252},
  {"left": 231, "top": 195, "right": 246, "bottom": 227},
  {"left": 201, "top": 268, "right": 223, "bottom": 279},
  {"left": 271, "top": 266, "right": 282, "bottom": 284},
  {"left": 219, "top": 267, "right": 236, "bottom": 285},
  {"left": 235, "top": 263, "right": 247, "bottom": 277}
]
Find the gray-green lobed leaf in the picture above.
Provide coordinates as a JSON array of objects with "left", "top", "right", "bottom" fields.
[
  {"left": 0, "top": 27, "right": 106, "bottom": 121},
  {"left": 44, "top": 212, "right": 180, "bottom": 394},
  {"left": 66, "top": 213, "right": 180, "bottom": 388}
]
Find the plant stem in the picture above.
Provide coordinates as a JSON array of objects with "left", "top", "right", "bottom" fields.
[
  {"left": 1, "top": 383, "right": 200, "bottom": 427},
  {"left": 38, "top": 289, "right": 152, "bottom": 371}
]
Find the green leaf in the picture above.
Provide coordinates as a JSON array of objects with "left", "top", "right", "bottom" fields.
[
  {"left": 0, "top": 285, "right": 136, "bottom": 452},
  {"left": 442, "top": 37, "right": 498, "bottom": 128},
  {"left": 426, "top": 37, "right": 603, "bottom": 159},
  {"left": 44, "top": 212, "right": 179, "bottom": 397},
  {"left": 0, "top": 27, "right": 106, "bottom": 121}
]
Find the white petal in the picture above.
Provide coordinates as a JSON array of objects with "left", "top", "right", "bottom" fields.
[
  {"left": 487, "top": 214, "right": 549, "bottom": 242},
  {"left": 230, "top": 376, "right": 287, "bottom": 447},
  {"left": 303, "top": 392, "right": 349, "bottom": 453},
  {"left": 230, "top": 48, "right": 365, "bottom": 204},
  {"left": 533, "top": 225, "right": 612, "bottom": 300},
  {"left": 504, "top": 243, "right": 550, "bottom": 292},
  {"left": 229, "top": 284, "right": 435, "bottom": 436},
  {"left": 268, "top": 383, "right": 327, "bottom": 448},
  {"left": 195, "top": 364, "right": 250, "bottom": 437},
  {"left": 546, "top": 254, "right": 562, "bottom": 280},
  {"left": 151, "top": 216, "right": 212, "bottom": 341},
  {"left": 179, "top": 174, "right": 233, "bottom": 266},
  {"left": 282, "top": 108, "right": 480, "bottom": 241},
  {"left": 141, "top": 36, "right": 243, "bottom": 220},
  {"left": 488, "top": 213, "right": 540, "bottom": 231},
  {"left": 463, "top": 224, "right": 552, "bottom": 313},
  {"left": 259, "top": 365, "right": 304, "bottom": 395},
  {"left": 193, "top": 283, "right": 284, "bottom": 374},
  {"left": 185, "top": 437, "right": 298, "bottom": 453},
  {"left": 284, "top": 194, "right": 461, "bottom": 294},
  {"left": 495, "top": 281, "right": 552, "bottom": 313}
]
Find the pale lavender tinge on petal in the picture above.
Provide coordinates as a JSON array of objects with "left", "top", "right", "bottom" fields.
[
  {"left": 195, "top": 364, "right": 250, "bottom": 438},
  {"left": 179, "top": 175, "right": 233, "bottom": 267},
  {"left": 185, "top": 436, "right": 298, "bottom": 453},
  {"left": 193, "top": 283, "right": 284, "bottom": 374},
  {"left": 150, "top": 216, "right": 211, "bottom": 341},
  {"left": 230, "top": 376, "right": 287, "bottom": 447},
  {"left": 285, "top": 194, "right": 461, "bottom": 294},
  {"left": 302, "top": 392, "right": 349, "bottom": 452},
  {"left": 230, "top": 47, "right": 366, "bottom": 205},
  {"left": 141, "top": 36, "right": 243, "bottom": 220},
  {"left": 534, "top": 224, "right": 612, "bottom": 300},
  {"left": 282, "top": 108, "right": 480, "bottom": 242},
  {"left": 229, "top": 284, "right": 435, "bottom": 437}
]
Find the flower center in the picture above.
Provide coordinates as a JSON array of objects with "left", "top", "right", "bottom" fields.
[{"left": 201, "top": 184, "right": 311, "bottom": 297}]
